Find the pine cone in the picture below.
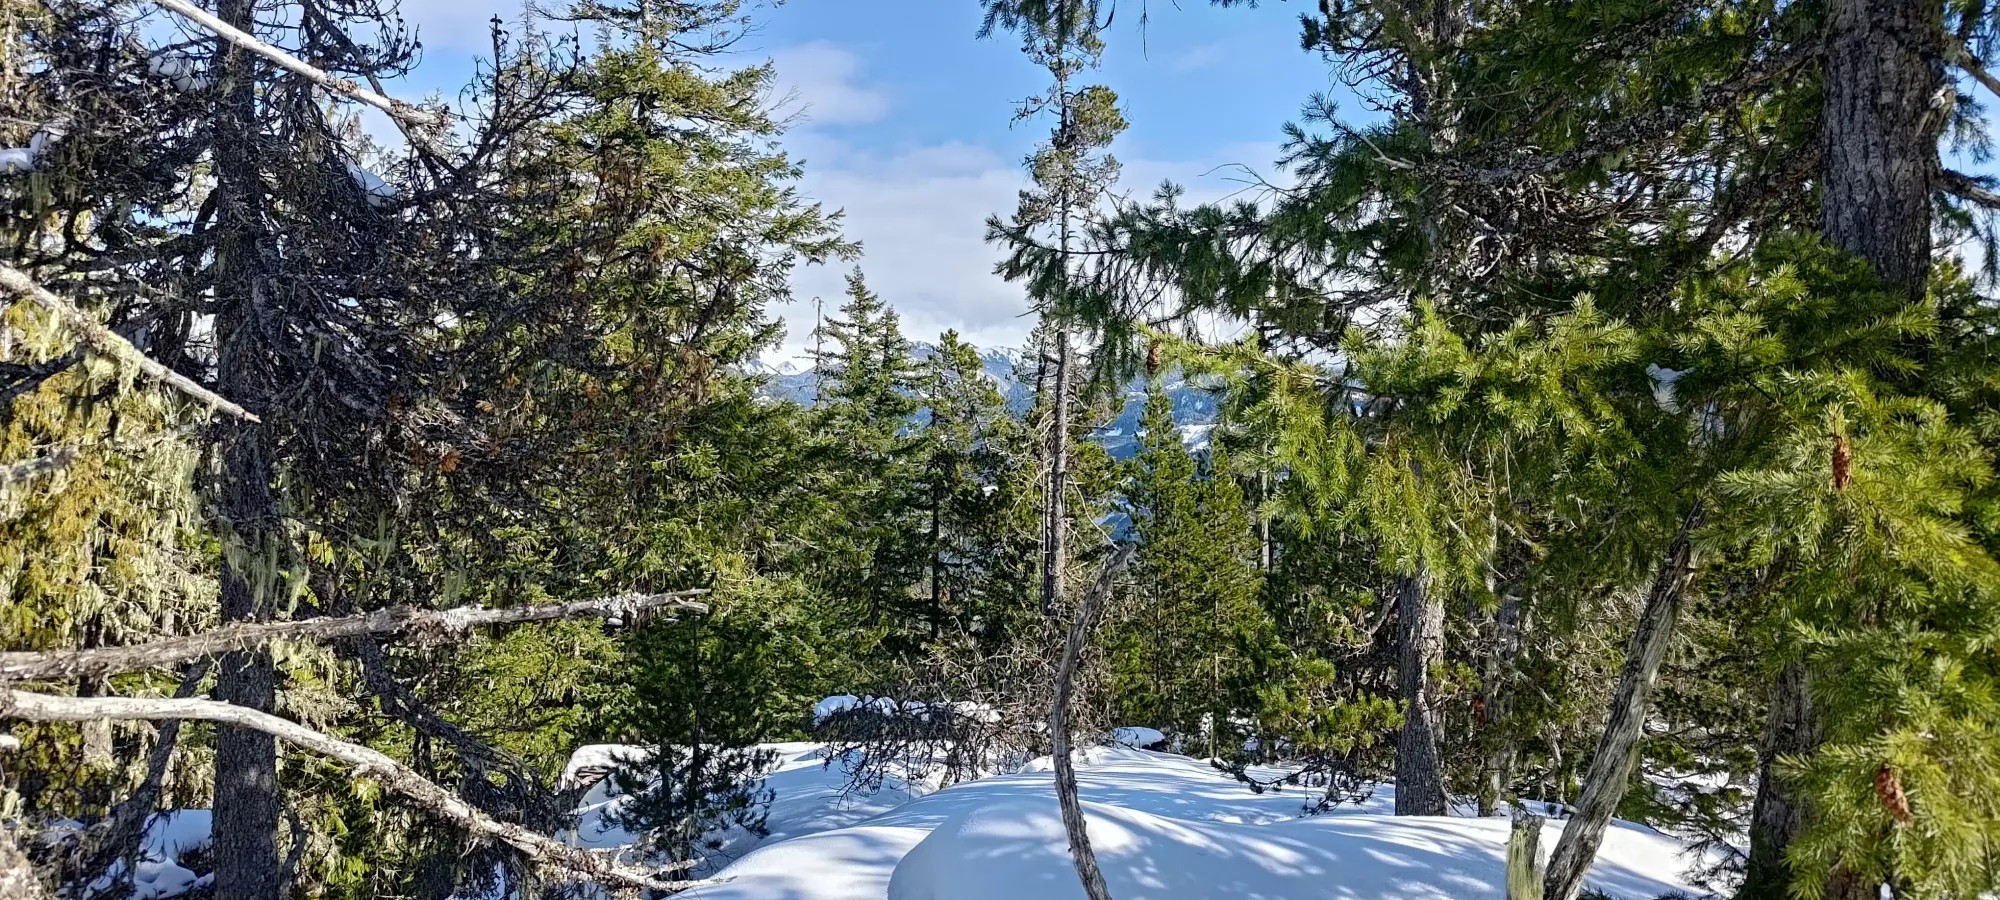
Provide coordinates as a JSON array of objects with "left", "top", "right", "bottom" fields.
[
  {"left": 1875, "top": 764, "right": 1912, "bottom": 824},
  {"left": 1832, "top": 435, "right": 1852, "bottom": 492},
  {"left": 1146, "top": 340, "right": 1162, "bottom": 377}
]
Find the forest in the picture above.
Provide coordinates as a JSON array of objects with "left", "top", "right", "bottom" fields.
[{"left": 4, "top": 0, "right": 2000, "bottom": 898}]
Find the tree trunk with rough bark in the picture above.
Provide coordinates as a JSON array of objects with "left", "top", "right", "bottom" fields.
[
  {"left": 1734, "top": 1, "right": 1943, "bottom": 895},
  {"left": 1395, "top": 568, "right": 1450, "bottom": 816},
  {"left": 1819, "top": 0, "right": 1940, "bottom": 300},
  {"left": 1543, "top": 502, "right": 1704, "bottom": 900},
  {"left": 1479, "top": 590, "right": 1525, "bottom": 816},
  {"left": 1041, "top": 329, "right": 1071, "bottom": 619},
  {"left": 1739, "top": 661, "right": 1817, "bottom": 900},
  {"left": 209, "top": 0, "right": 280, "bottom": 893}
]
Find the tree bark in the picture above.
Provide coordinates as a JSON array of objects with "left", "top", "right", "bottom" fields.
[
  {"left": 1479, "top": 589, "right": 1525, "bottom": 817},
  {"left": 1394, "top": 568, "right": 1450, "bottom": 816},
  {"left": 1543, "top": 501, "right": 1704, "bottom": 900},
  {"left": 1819, "top": 0, "right": 1940, "bottom": 299},
  {"left": 209, "top": 1, "right": 281, "bottom": 891},
  {"left": 1050, "top": 546, "right": 1135, "bottom": 900},
  {"left": 1738, "top": 661, "right": 1816, "bottom": 900},
  {"left": 1507, "top": 807, "right": 1547, "bottom": 900},
  {"left": 1733, "top": 1, "right": 1945, "bottom": 894},
  {"left": 1041, "top": 328, "right": 1071, "bottom": 619}
]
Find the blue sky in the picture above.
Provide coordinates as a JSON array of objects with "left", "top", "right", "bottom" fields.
[{"left": 375, "top": 0, "right": 1348, "bottom": 360}]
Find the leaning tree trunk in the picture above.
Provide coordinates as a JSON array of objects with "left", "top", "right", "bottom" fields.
[
  {"left": 1542, "top": 502, "right": 1704, "bottom": 900},
  {"left": 1736, "top": 0, "right": 1943, "bottom": 895},
  {"left": 209, "top": 0, "right": 280, "bottom": 895},
  {"left": 1394, "top": 568, "right": 1450, "bottom": 816}
]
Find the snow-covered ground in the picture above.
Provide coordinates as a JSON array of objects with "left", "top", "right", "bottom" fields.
[
  {"left": 69, "top": 740, "right": 1717, "bottom": 900},
  {"left": 647, "top": 743, "right": 1715, "bottom": 900}
]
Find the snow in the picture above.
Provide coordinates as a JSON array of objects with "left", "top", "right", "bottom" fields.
[
  {"left": 345, "top": 162, "right": 398, "bottom": 207},
  {"left": 146, "top": 53, "right": 212, "bottom": 93},
  {"left": 81, "top": 810, "right": 214, "bottom": 900},
  {"left": 816, "top": 694, "right": 865, "bottom": 722},
  {"left": 1646, "top": 364, "right": 1683, "bottom": 411},
  {"left": 675, "top": 745, "right": 1718, "bottom": 900},
  {"left": 1, "top": 122, "right": 64, "bottom": 176},
  {"left": 91, "top": 741, "right": 1718, "bottom": 900},
  {"left": 1110, "top": 726, "right": 1165, "bottom": 749}
]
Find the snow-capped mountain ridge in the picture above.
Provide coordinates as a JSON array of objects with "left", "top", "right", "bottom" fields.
[{"left": 751, "top": 344, "right": 1222, "bottom": 459}]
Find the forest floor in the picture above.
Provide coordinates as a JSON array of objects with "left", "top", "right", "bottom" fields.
[{"left": 567, "top": 741, "right": 1721, "bottom": 900}]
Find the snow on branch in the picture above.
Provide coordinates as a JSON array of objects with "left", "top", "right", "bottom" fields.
[
  {"left": 0, "top": 591, "right": 708, "bottom": 683},
  {"left": 0, "top": 264, "right": 258, "bottom": 422},
  {"left": 150, "top": 0, "right": 446, "bottom": 129},
  {"left": 0, "top": 690, "right": 721, "bottom": 894}
]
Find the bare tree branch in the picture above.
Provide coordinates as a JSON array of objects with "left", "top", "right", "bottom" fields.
[
  {"left": 0, "top": 446, "right": 78, "bottom": 488},
  {"left": 150, "top": 0, "right": 446, "bottom": 129},
  {"left": 1940, "top": 167, "right": 2000, "bottom": 210},
  {"left": 0, "top": 264, "right": 258, "bottom": 422},
  {"left": 1948, "top": 38, "right": 2000, "bottom": 105},
  {"left": 0, "top": 690, "right": 720, "bottom": 894},
  {"left": 0, "top": 591, "right": 707, "bottom": 683},
  {"left": 1050, "top": 545, "right": 1137, "bottom": 900}
]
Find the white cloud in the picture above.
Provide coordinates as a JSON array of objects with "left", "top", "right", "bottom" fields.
[
  {"left": 765, "top": 131, "right": 1286, "bottom": 366},
  {"left": 768, "top": 42, "right": 891, "bottom": 127}
]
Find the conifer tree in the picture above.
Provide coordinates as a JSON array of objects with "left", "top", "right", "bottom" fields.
[
  {"left": 984, "top": 0, "right": 1127, "bottom": 619},
  {"left": 1107, "top": 384, "right": 1268, "bottom": 753}
]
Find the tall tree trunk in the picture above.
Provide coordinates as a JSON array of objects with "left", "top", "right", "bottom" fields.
[
  {"left": 1543, "top": 502, "right": 1704, "bottom": 900},
  {"left": 1738, "top": 661, "right": 1816, "bottom": 900},
  {"left": 1479, "top": 589, "right": 1525, "bottom": 817},
  {"left": 1735, "top": 2, "right": 1942, "bottom": 896},
  {"left": 1041, "top": 329, "right": 1071, "bottom": 619},
  {"left": 210, "top": 0, "right": 281, "bottom": 895},
  {"left": 1394, "top": 567, "right": 1450, "bottom": 816},
  {"left": 1819, "top": 0, "right": 1939, "bottom": 300}
]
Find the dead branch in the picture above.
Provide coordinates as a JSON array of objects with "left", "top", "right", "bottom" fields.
[
  {"left": 1948, "top": 38, "right": 2000, "bottom": 105},
  {"left": 0, "top": 690, "right": 719, "bottom": 894},
  {"left": 0, "top": 264, "right": 258, "bottom": 422},
  {"left": 150, "top": 0, "right": 446, "bottom": 129},
  {"left": 0, "top": 591, "right": 707, "bottom": 683},
  {"left": 0, "top": 447, "right": 78, "bottom": 488},
  {"left": 1940, "top": 167, "right": 2000, "bottom": 210},
  {"left": 1049, "top": 545, "right": 1137, "bottom": 900}
]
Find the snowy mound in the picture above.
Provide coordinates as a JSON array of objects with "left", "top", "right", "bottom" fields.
[
  {"left": 681, "top": 746, "right": 1714, "bottom": 900},
  {"left": 887, "top": 797, "right": 1695, "bottom": 900}
]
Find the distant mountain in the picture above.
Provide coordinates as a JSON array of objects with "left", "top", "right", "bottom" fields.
[{"left": 749, "top": 344, "right": 1223, "bottom": 460}]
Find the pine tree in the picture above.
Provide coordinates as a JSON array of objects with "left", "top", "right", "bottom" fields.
[
  {"left": 813, "top": 269, "right": 924, "bottom": 642},
  {"left": 1106, "top": 384, "right": 1269, "bottom": 754}
]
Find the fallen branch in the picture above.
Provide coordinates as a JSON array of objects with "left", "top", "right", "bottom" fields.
[
  {"left": 0, "top": 446, "right": 78, "bottom": 488},
  {"left": 0, "top": 264, "right": 257, "bottom": 422},
  {"left": 0, "top": 591, "right": 707, "bottom": 683},
  {"left": 151, "top": 0, "right": 445, "bottom": 129},
  {"left": 0, "top": 690, "right": 718, "bottom": 894},
  {"left": 1050, "top": 545, "right": 1137, "bottom": 900}
]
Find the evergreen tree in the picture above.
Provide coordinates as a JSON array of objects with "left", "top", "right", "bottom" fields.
[
  {"left": 813, "top": 268, "right": 924, "bottom": 642},
  {"left": 1105, "top": 384, "right": 1269, "bottom": 755}
]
